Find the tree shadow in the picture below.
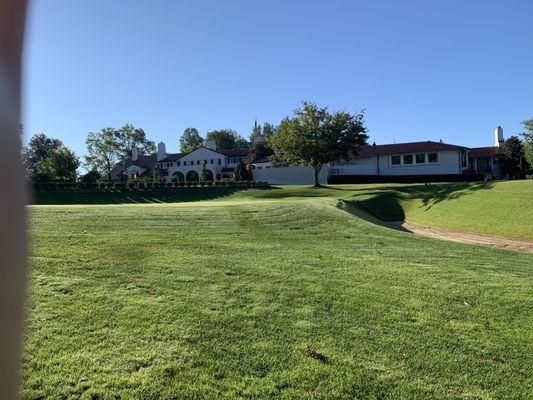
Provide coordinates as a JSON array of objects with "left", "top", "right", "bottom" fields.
[
  {"left": 350, "top": 181, "right": 496, "bottom": 222},
  {"left": 30, "top": 187, "right": 275, "bottom": 205}
]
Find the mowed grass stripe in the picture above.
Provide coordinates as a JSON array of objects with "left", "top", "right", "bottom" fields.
[{"left": 24, "top": 199, "right": 532, "bottom": 399}]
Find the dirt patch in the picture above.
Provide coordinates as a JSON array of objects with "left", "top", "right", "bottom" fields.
[{"left": 390, "top": 221, "right": 533, "bottom": 253}]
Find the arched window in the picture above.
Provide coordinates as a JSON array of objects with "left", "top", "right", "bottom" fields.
[
  {"left": 186, "top": 170, "right": 199, "bottom": 182},
  {"left": 172, "top": 171, "right": 184, "bottom": 182}
]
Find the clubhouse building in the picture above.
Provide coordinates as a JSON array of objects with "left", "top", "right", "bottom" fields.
[{"left": 111, "top": 127, "right": 506, "bottom": 185}]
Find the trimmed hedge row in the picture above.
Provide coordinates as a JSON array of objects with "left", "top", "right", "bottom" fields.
[{"left": 33, "top": 181, "right": 269, "bottom": 191}]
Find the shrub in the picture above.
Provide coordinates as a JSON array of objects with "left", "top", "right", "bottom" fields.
[
  {"left": 128, "top": 182, "right": 136, "bottom": 189},
  {"left": 146, "top": 182, "right": 153, "bottom": 188},
  {"left": 114, "top": 182, "right": 126, "bottom": 189},
  {"left": 205, "top": 181, "right": 213, "bottom": 186},
  {"left": 138, "top": 182, "right": 145, "bottom": 188},
  {"left": 166, "top": 182, "right": 173, "bottom": 187},
  {"left": 179, "top": 181, "right": 185, "bottom": 187}
]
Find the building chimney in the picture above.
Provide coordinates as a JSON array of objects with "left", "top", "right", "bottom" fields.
[
  {"left": 494, "top": 126, "right": 504, "bottom": 148},
  {"left": 157, "top": 142, "right": 166, "bottom": 161},
  {"left": 132, "top": 147, "right": 138, "bottom": 161},
  {"left": 204, "top": 139, "right": 216, "bottom": 150}
]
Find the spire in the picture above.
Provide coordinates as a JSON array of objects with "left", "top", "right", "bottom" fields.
[{"left": 254, "top": 116, "right": 258, "bottom": 129}]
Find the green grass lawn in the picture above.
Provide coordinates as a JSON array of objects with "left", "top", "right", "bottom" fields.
[
  {"left": 33, "top": 180, "right": 533, "bottom": 239},
  {"left": 353, "top": 180, "right": 533, "bottom": 240},
  {"left": 25, "top": 194, "right": 533, "bottom": 399}
]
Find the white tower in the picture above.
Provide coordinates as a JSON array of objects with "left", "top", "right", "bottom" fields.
[
  {"left": 157, "top": 142, "right": 166, "bottom": 161},
  {"left": 494, "top": 126, "right": 504, "bottom": 148}
]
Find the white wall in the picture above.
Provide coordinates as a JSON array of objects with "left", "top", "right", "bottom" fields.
[
  {"left": 331, "top": 157, "right": 378, "bottom": 175},
  {"left": 378, "top": 150, "right": 462, "bottom": 175},
  {"left": 253, "top": 165, "right": 327, "bottom": 185}
]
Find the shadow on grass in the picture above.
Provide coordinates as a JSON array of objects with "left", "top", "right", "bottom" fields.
[
  {"left": 31, "top": 187, "right": 276, "bottom": 205},
  {"left": 351, "top": 181, "right": 496, "bottom": 222}
]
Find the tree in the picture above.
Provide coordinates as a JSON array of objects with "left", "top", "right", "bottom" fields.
[
  {"left": 180, "top": 127, "right": 203, "bottom": 153},
  {"left": 85, "top": 128, "right": 121, "bottom": 182},
  {"left": 247, "top": 141, "right": 274, "bottom": 163},
  {"left": 206, "top": 129, "right": 249, "bottom": 149},
  {"left": 22, "top": 133, "right": 64, "bottom": 179},
  {"left": 115, "top": 123, "right": 155, "bottom": 164},
  {"left": 521, "top": 119, "right": 533, "bottom": 168},
  {"left": 502, "top": 136, "right": 530, "bottom": 179},
  {"left": 270, "top": 102, "right": 368, "bottom": 187},
  {"left": 80, "top": 169, "right": 101, "bottom": 183},
  {"left": 262, "top": 122, "right": 276, "bottom": 138},
  {"left": 250, "top": 120, "right": 262, "bottom": 144},
  {"left": 40, "top": 147, "right": 80, "bottom": 181},
  {"left": 200, "top": 163, "right": 209, "bottom": 182},
  {"left": 85, "top": 124, "right": 155, "bottom": 181},
  {"left": 234, "top": 162, "right": 251, "bottom": 181}
]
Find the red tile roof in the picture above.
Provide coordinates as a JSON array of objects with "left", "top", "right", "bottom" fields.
[
  {"left": 470, "top": 146, "right": 503, "bottom": 158},
  {"left": 352, "top": 141, "right": 468, "bottom": 158}
]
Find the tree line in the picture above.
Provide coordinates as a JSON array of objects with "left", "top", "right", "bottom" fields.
[{"left": 22, "top": 103, "right": 533, "bottom": 185}]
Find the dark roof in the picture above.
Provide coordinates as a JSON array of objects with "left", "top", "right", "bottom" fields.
[
  {"left": 470, "top": 146, "right": 504, "bottom": 158},
  {"left": 217, "top": 148, "right": 250, "bottom": 157},
  {"left": 252, "top": 156, "right": 271, "bottom": 164},
  {"left": 352, "top": 141, "right": 469, "bottom": 158},
  {"left": 160, "top": 153, "right": 187, "bottom": 162},
  {"left": 110, "top": 154, "right": 158, "bottom": 179}
]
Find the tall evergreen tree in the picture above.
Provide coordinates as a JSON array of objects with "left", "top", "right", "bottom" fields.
[{"left": 502, "top": 136, "right": 530, "bottom": 179}]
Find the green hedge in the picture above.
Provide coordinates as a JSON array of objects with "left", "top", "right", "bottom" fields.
[{"left": 32, "top": 180, "right": 269, "bottom": 191}]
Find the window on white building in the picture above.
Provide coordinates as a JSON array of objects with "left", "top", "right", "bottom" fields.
[
  {"left": 415, "top": 153, "right": 426, "bottom": 164},
  {"left": 428, "top": 153, "right": 438, "bottom": 163},
  {"left": 403, "top": 154, "right": 413, "bottom": 165},
  {"left": 391, "top": 155, "right": 401, "bottom": 165}
]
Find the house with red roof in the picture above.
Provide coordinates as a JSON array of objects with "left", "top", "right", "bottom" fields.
[{"left": 252, "top": 126, "right": 507, "bottom": 184}]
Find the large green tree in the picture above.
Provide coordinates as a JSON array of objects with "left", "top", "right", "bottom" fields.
[
  {"left": 40, "top": 147, "right": 80, "bottom": 181},
  {"left": 85, "top": 124, "right": 155, "bottom": 181},
  {"left": 180, "top": 127, "right": 203, "bottom": 153},
  {"left": 115, "top": 123, "right": 155, "bottom": 163},
  {"left": 520, "top": 119, "right": 533, "bottom": 168},
  {"left": 270, "top": 102, "right": 368, "bottom": 187},
  {"left": 22, "top": 133, "right": 64, "bottom": 180},
  {"left": 206, "top": 129, "right": 248, "bottom": 150},
  {"left": 85, "top": 128, "right": 121, "bottom": 182},
  {"left": 502, "top": 136, "right": 530, "bottom": 179}
]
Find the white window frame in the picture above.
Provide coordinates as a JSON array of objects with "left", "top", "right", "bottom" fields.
[{"left": 390, "top": 152, "right": 439, "bottom": 167}]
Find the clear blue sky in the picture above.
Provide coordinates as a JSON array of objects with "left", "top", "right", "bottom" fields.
[{"left": 23, "top": 0, "right": 533, "bottom": 162}]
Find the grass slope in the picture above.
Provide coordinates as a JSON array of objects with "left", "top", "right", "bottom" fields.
[
  {"left": 33, "top": 180, "right": 533, "bottom": 239},
  {"left": 25, "top": 198, "right": 532, "bottom": 399},
  {"left": 355, "top": 180, "right": 533, "bottom": 239}
]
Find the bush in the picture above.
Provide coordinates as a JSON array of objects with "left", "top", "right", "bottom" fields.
[
  {"left": 166, "top": 182, "right": 173, "bottom": 187},
  {"left": 205, "top": 181, "right": 213, "bottom": 186},
  {"left": 114, "top": 182, "right": 126, "bottom": 189},
  {"left": 179, "top": 181, "right": 185, "bottom": 187},
  {"left": 128, "top": 182, "right": 136, "bottom": 189},
  {"left": 146, "top": 182, "right": 153, "bottom": 188},
  {"left": 138, "top": 182, "right": 145, "bottom": 188}
]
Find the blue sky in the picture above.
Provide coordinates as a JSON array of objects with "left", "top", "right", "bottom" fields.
[{"left": 23, "top": 0, "right": 533, "bottom": 162}]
